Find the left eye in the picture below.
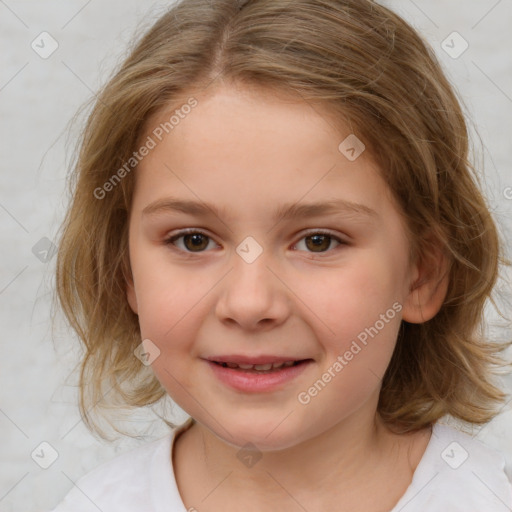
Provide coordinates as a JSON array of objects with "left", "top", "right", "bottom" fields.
[
  {"left": 164, "top": 230, "right": 345, "bottom": 254},
  {"left": 294, "top": 231, "right": 345, "bottom": 253}
]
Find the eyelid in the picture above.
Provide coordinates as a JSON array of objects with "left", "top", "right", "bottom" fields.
[{"left": 298, "top": 228, "right": 348, "bottom": 242}]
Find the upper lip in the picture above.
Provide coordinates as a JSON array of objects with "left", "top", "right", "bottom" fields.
[{"left": 205, "top": 355, "right": 311, "bottom": 365}]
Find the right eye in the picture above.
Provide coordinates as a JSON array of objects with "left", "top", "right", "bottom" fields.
[{"left": 164, "top": 229, "right": 219, "bottom": 253}]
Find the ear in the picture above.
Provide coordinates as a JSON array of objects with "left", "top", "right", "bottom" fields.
[
  {"left": 126, "top": 276, "right": 139, "bottom": 315},
  {"left": 402, "top": 237, "right": 450, "bottom": 324},
  {"left": 123, "top": 256, "right": 138, "bottom": 315}
]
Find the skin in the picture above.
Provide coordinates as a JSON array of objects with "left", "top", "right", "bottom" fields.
[{"left": 126, "top": 81, "right": 448, "bottom": 511}]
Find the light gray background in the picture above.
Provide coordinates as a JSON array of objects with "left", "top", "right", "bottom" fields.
[{"left": 1, "top": 1, "right": 511, "bottom": 511}]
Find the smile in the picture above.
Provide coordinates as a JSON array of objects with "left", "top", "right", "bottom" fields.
[{"left": 205, "top": 359, "right": 314, "bottom": 392}]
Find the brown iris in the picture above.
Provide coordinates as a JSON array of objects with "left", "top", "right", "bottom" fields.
[
  {"left": 305, "top": 234, "right": 331, "bottom": 252},
  {"left": 183, "top": 233, "right": 209, "bottom": 251}
]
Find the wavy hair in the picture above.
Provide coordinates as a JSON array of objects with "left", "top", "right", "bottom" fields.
[{"left": 54, "top": 0, "right": 511, "bottom": 439}]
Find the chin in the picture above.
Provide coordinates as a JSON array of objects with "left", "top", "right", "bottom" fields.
[{"left": 211, "top": 418, "right": 304, "bottom": 452}]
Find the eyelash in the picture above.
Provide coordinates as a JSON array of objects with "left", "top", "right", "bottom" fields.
[{"left": 163, "top": 228, "right": 347, "bottom": 255}]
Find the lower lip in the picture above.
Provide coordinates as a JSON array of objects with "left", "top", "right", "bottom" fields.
[{"left": 205, "top": 360, "right": 313, "bottom": 393}]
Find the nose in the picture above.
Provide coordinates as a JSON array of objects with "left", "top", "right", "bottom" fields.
[{"left": 214, "top": 249, "right": 291, "bottom": 332}]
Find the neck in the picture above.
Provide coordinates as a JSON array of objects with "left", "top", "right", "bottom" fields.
[{"left": 172, "top": 403, "right": 425, "bottom": 511}]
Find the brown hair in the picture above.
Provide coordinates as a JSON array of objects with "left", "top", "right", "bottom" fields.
[{"left": 54, "top": 0, "right": 511, "bottom": 439}]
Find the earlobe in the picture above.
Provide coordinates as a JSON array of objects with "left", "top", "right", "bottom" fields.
[{"left": 401, "top": 242, "right": 450, "bottom": 324}]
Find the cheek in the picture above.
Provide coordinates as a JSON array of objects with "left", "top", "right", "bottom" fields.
[
  {"left": 131, "top": 246, "right": 210, "bottom": 339},
  {"left": 297, "top": 269, "right": 403, "bottom": 419},
  {"left": 294, "top": 252, "right": 404, "bottom": 340},
  {"left": 291, "top": 255, "right": 405, "bottom": 395},
  {"left": 134, "top": 273, "right": 208, "bottom": 403},
  {"left": 136, "top": 288, "right": 204, "bottom": 351}
]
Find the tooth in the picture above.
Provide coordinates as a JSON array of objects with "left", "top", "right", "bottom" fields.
[
  {"left": 253, "top": 363, "right": 273, "bottom": 370},
  {"left": 224, "top": 361, "right": 299, "bottom": 371}
]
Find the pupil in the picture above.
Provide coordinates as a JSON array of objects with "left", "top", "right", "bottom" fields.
[{"left": 185, "top": 233, "right": 208, "bottom": 251}]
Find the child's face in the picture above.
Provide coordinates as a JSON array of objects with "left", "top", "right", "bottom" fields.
[{"left": 127, "top": 83, "right": 421, "bottom": 450}]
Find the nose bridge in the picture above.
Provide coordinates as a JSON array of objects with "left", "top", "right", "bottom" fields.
[
  {"left": 232, "top": 244, "right": 273, "bottom": 292},
  {"left": 214, "top": 239, "right": 290, "bottom": 329}
]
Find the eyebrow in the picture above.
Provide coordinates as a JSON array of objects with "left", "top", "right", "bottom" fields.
[{"left": 142, "top": 197, "right": 378, "bottom": 223}]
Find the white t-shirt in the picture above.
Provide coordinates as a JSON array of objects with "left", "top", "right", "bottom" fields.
[{"left": 47, "top": 418, "right": 512, "bottom": 512}]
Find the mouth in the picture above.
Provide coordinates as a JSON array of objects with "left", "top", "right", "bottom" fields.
[
  {"left": 205, "top": 357, "right": 314, "bottom": 393},
  {"left": 208, "top": 358, "right": 313, "bottom": 374},
  {"left": 209, "top": 359, "right": 311, "bottom": 373}
]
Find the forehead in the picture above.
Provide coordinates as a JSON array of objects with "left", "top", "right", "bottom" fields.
[
  {"left": 145, "top": 83, "right": 338, "bottom": 154},
  {"left": 133, "top": 83, "right": 398, "bottom": 224}
]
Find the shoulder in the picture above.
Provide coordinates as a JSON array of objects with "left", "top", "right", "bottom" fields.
[
  {"left": 432, "top": 422, "right": 511, "bottom": 486},
  {"left": 48, "top": 435, "right": 171, "bottom": 512},
  {"left": 393, "top": 422, "right": 512, "bottom": 511},
  {"left": 46, "top": 418, "right": 194, "bottom": 512}
]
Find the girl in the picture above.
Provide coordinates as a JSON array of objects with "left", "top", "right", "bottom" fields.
[{"left": 50, "top": 0, "right": 512, "bottom": 510}]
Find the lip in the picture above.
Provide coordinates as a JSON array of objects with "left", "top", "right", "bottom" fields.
[
  {"left": 205, "top": 355, "right": 309, "bottom": 365},
  {"left": 205, "top": 359, "right": 314, "bottom": 393}
]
